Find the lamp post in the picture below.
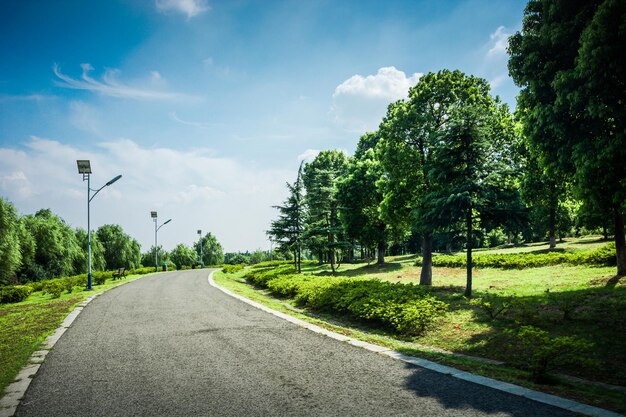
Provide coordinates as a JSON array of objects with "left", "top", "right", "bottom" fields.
[
  {"left": 152, "top": 211, "right": 171, "bottom": 272},
  {"left": 197, "top": 229, "right": 203, "bottom": 268},
  {"left": 77, "top": 160, "right": 122, "bottom": 290}
]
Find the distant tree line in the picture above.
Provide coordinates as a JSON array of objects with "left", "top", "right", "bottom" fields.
[
  {"left": 0, "top": 197, "right": 225, "bottom": 285},
  {"left": 268, "top": 0, "right": 625, "bottom": 297}
]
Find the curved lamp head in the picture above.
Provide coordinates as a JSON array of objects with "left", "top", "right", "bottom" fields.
[
  {"left": 163, "top": 219, "right": 172, "bottom": 225},
  {"left": 106, "top": 175, "right": 122, "bottom": 186}
]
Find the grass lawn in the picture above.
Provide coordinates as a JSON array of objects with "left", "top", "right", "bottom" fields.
[{"left": 0, "top": 272, "right": 153, "bottom": 396}]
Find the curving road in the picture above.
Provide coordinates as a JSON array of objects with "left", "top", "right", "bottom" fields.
[{"left": 16, "top": 269, "right": 579, "bottom": 417}]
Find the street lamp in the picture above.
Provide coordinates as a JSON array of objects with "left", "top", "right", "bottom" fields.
[
  {"left": 152, "top": 211, "right": 171, "bottom": 272},
  {"left": 77, "top": 160, "right": 122, "bottom": 290},
  {"left": 197, "top": 229, "right": 203, "bottom": 268}
]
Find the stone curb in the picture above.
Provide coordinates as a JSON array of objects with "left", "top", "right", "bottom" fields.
[
  {"left": 0, "top": 273, "right": 154, "bottom": 417},
  {"left": 208, "top": 271, "right": 624, "bottom": 417},
  {"left": 0, "top": 293, "right": 98, "bottom": 417}
]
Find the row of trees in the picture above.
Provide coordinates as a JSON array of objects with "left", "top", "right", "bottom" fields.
[
  {"left": 0, "top": 197, "right": 225, "bottom": 285},
  {"left": 145, "top": 232, "right": 225, "bottom": 269},
  {"left": 268, "top": 0, "right": 625, "bottom": 296}
]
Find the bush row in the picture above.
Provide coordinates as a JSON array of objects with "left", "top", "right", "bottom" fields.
[
  {"left": 416, "top": 242, "right": 616, "bottom": 269},
  {"left": 0, "top": 285, "right": 33, "bottom": 303},
  {"left": 244, "top": 266, "right": 448, "bottom": 336},
  {"left": 222, "top": 264, "right": 246, "bottom": 274},
  {"left": 0, "top": 267, "right": 160, "bottom": 304}
]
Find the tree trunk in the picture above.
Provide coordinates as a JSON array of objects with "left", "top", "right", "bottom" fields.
[
  {"left": 376, "top": 240, "right": 385, "bottom": 265},
  {"left": 615, "top": 206, "right": 626, "bottom": 276},
  {"left": 419, "top": 232, "right": 433, "bottom": 286},
  {"left": 465, "top": 209, "right": 473, "bottom": 298},
  {"left": 549, "top": 195, "right": 557, "bottom": 249}
]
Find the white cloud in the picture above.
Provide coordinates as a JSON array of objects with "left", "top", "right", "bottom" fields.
[
  {"left": 0, "top": 137, "right": 292, "bottom": 253},
  {"left": 487, "top": 26, "right": 510, "bottom": 58},
  {"left": 297, "top": 149, "right": 320, "bottom": 163},
  {"left": 53, "top": 64, "right": 193, "bottom": 101},
  {"left": 156, "top": 0, "right": 210, "bottom": 18},
  {"left": 170, "top": 112, "right": 209, "bottom": 128},
  {"left": 331, "top": 66, "right": 421, "bottom": 133},
  {"left": 69, "top": 101, "right": 102, "bottom": 135}
]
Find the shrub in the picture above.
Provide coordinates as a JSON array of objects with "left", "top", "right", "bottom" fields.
[
  {"left": 222, "top": 264, "right": 246, "bottom": 274},
  {"left": 506, "top": 325, "right": 597, "bottom": 382},
  {"left": 62, "top": 277, "right": 73, "bottom": 293},
  {"left": 94, "top": 274, "right": 107, "bottom": 285},
  {"left": 43, "top": 280, "right": 64, "bottom": 299},
  {"left": 470, "top": 293, "right": 513, "bottom": 320},
  {"left": 0, "top": 285, "right": 33, "bottom": 304},
  {"left": 389, "top": 298, "right": 448, "bottom": 335},
  {"left": 245, "top": 264, "right": 296, "bottom": 286}
]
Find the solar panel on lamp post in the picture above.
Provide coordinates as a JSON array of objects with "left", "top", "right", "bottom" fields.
[
  {"left": 77, "top": 160, "right": 122, "bottom": 290},
  {"left": 152, "top": 211, "right": 171, "bottom": 272},
  {"left": 197, "top": 229, "right": 203, "bottom": 268}
]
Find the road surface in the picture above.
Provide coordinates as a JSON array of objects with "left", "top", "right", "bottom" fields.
[{"left": 16, "top": 269, "right": 579, "bottom": 416}]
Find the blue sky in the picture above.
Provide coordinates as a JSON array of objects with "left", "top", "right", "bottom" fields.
[{"left": 0, "top": 0, "right": 526, "bottom": 253}]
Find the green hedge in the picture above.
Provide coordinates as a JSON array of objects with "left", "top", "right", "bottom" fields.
[
  {"left": 0, "top": 285, "right": 33, "bottom": 304},
  {"left": 222, "top": 264, "right": 246, "bottom": 274},
  {"left": 416, "top": 242, "right": 616, "bottom": 269},
  {"left": 247, "top": 267, "right": 448, "bottom": 336}
]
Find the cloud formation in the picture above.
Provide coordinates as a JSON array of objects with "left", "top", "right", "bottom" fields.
[
  {"left": 331, "top": 67, "right": 421, "bottom": 133},
  {"left": 156, "top": 0, "right": 210, "bottom": 18},
  {"left": 0, "top": 137, "right": 291, "bottom": 252},
  {"left": 487, "top": 26, "right": 510, "bottom": 58},
  {"left": 53, "top": 64, "right": 191, "bottom": 100}
]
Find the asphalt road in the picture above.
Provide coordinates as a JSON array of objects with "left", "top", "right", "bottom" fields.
[{"left": 16, "top": 269, "right": 580, "bottom": 417}]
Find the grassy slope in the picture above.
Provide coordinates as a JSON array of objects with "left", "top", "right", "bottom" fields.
[{"left": 0, "top": 273, "right": 152, "bottom": 395}]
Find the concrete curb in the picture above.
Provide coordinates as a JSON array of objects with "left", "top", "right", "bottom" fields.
[
  {"left": 209, "top": 271, "right": 624, "bottom": 417},
  {"left": 0, "top": 273, "right": 155, "bottom": 417},
  {"left": 0, "top": 294, "right": 98, "bottom": 417}
]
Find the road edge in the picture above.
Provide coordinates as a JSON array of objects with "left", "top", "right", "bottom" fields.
[
  {"left": 208, "top": 270, "right": 624, "bottom": 417},
  {"left": 0, "top": 273, "right": 155, "bottom": 417}
]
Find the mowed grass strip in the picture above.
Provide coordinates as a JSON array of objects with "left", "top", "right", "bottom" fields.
[{"left": 0, "top": 273, "right": 150, "bottom": 396}]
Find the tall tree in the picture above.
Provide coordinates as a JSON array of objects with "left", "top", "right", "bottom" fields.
[
  {"left": 0, "top": 197, "right": 24, "bottom": 284},
  {"left": 509, "top": 0, "right": 626, "bottom": 275},
  {"left": 423, "top": 89, "right": 519, "bottom": 298},
  {"left": 96, "top": 224, "right": 142, "bottom": 270},
  {"left": 194, "top": 232, "right": 224, "bottom": 266},
  {"left": 302, "top": 150, "right": 348, "bottom": 273},
  {"left": 338, "top": 133, "right": 388, "bottom": 265},
  {"left": 268, "top": 163, "right": 306, "bottom": 272},
  {"left": 21, "top": 209, "right": 83, "bottom": 280},
  {"left": 169, "top": 243, "right": 198, "bottom": 269},
  {"left": 74, "top": 228, "right": 106, "bottom": 273}
]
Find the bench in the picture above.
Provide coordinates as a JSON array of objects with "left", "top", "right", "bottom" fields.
[{"left": 112, "top": 268, "right": 126, "bottom": 280}]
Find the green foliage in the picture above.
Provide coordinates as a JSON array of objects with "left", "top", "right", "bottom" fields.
[
  {"left": 194, "top": 232, "right": 225, "bottom": 266},
  {"left": 169, "top": 243, "right": 198, "bottom": 269},
  {"left": 42, "top": 280, "right": 64, "bottom": 299},
  {"left": 0, "top": 285, "right": 33, "bottom": 304},
  {"left": 222, "top": 264, "right": 246, "bottom": 274},
  {"left": 96, "top": 224, "right": 142, "bottom": 270},
  {"left": 21, "top": 209, "right": 83, "bottom": 281},
  {"left": 506, "top": 325, "right": 597, "bottom": 383},
  {"left": 251, "top": 260, "right": 294, "bottom": 269},
  {"left": 302, "top": 150, "right": 348, "bottom": 272},
  {"left": 94, "top": 274, "right": 107, "bottom": 286},
  {"left": 73, "top": 228, "right": 105, "bottom": 273},
  {"left": 244, "top": 264, "right": 297, "bottom": 286},
  {"left": 416, "top": 243, "right": 616, "bottom": 269},
  {"left": 249, "top": 264, "right": 449, "bottom": 336},
  {"left": 0, "top": 198, "right": 24, "bottom": 285},
  {"left": 470, "top": 294, "right": 513, "bottom": 320}
]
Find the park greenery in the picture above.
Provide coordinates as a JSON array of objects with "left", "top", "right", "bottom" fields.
[
  {"left": 267, "top": 0, "right": 625, "bottom": 299},
  {"left": 219, "top": 236, "right": 626, "bottom": 412}
]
